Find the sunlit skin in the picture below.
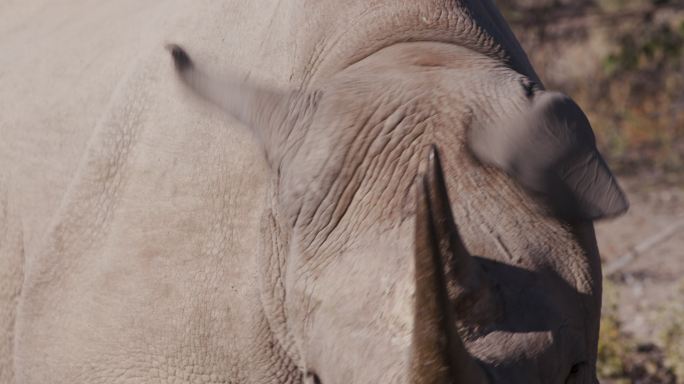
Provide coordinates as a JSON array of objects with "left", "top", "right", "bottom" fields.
[
  {"left": 167, "top": 38, "right": 625, "bottom": 383},
  {"left": 3, "top": 2, "right": 628, "bottom": 383}
]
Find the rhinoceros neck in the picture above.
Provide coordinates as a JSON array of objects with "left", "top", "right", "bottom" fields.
[{"left": 284, "top": 0, "right": 539, "bottom": 86}]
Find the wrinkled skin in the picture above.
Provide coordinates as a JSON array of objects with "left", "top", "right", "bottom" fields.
[
  {"left": 1, "top": 1, "right": 625, "bottom": 384},
  {"left": 184, "top": 42, "right": 612, "bottom": 383}
]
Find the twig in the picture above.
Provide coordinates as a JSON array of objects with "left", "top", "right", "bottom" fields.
[{"left": 604, "top": 216, "right": 684, "bottom": 278}]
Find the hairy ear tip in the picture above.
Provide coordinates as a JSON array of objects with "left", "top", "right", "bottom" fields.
[{"left": 165, "top": 43, "right": 193, "bottom": 72}]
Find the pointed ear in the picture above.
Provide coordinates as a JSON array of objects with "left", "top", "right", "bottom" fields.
[
  {"left": 166, "top": 44, "right": 317, "bottom": 165},
  {"left": 468, "top": 91, "right": 628, "bottom": 221}
]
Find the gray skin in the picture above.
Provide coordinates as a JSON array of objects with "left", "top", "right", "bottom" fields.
[
  {"left": 2, "top": 1, "right": 627, "bottom": 383},
  {"left": 167, "top": 34, "right": 626, "bottom": 384}
]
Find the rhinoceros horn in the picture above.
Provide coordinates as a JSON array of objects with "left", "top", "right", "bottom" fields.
[{"left": 411, "top": 146, "right": 489, "bottom": 384}]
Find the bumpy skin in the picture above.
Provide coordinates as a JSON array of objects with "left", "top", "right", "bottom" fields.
[
  {"left": 248, "top": 43, "right": 605, "bottom": 384},
  {"left": 1, "top": 1, "right": 619, "bottom": 383}
]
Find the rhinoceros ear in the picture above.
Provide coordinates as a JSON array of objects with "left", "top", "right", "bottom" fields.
[
  {"left": 468, "top": 91, "right": 628, "bottom": 221},
  {"left": 166, "top": 44, "right": 315, "bottom": 165}
]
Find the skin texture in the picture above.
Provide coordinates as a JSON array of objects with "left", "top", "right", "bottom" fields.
[
  {"left": 1, "top": 1, "right": 625, "bottom": 383},
  {"left": 171, "top": 40, "right": 618, "bottom": 383}
]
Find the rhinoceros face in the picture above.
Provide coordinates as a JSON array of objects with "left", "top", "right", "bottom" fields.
[
  {"left": 168, "top": 40, "right": 624, "bottom": 383},
  {"left": 275, "top": 148, "right": 599, "bottom": 384}
]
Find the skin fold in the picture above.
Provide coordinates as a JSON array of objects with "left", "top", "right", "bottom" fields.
[
  {"left": 1, "top": 1, "right": 625, "bottom": 383},
  {"left": 169, "top": 38, "right": 623, "bottom": 383}
]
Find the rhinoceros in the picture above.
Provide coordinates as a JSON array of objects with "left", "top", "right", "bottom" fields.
[{"left": 0, "top": 1, "right": 627, "bottom": 383}]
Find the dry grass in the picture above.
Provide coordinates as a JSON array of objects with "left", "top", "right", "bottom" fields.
[
  {"left": 659, "top": 282, "right": 684, "bottom": 381},
  {"left": 597, "top": 281, "right": 679, "bottom": 383}
]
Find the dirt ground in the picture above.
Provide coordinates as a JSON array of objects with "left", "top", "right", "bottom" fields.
[{"left": 595, "top": 176, "right": 684, "bottom": 383}]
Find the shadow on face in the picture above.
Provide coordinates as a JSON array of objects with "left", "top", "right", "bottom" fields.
[{"left": 463, "top": 256, "right": 596, "bottom": 384}]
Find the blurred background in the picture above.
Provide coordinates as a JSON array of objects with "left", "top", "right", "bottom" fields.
[{"left": 498, "top": 0, "right": 684, "bottom": 382}]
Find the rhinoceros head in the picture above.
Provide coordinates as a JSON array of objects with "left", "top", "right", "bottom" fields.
[{"left": 168, "top": 41, "right": 624, "bottom": 384}]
